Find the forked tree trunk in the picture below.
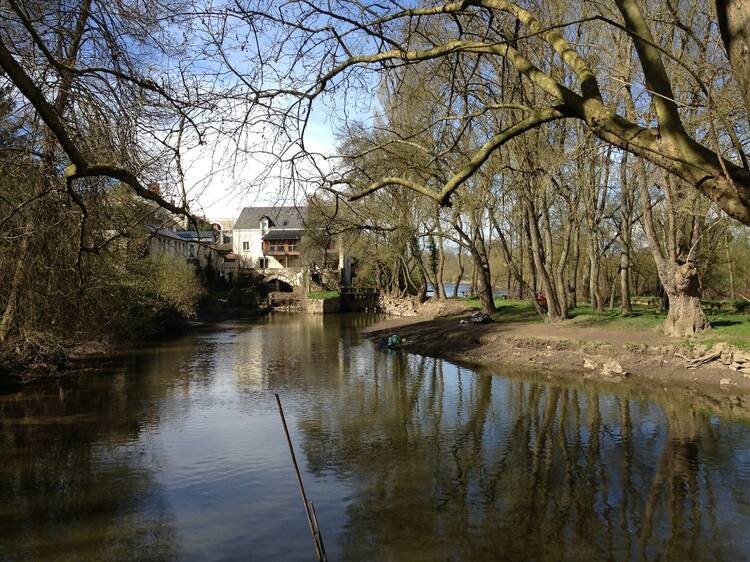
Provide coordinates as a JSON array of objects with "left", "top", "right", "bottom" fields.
[
  {"left": 525, "top": 202, "right": 564, "bottom": 321},
  {"left": 662, "top": 262, "right": 710, "bottom": 337}
]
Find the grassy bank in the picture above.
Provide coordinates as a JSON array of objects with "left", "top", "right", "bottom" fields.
[
  {"left": 307, "top": 290, "right": 341, "bottom": 300},
  {"left": 460, "top": 297, "right": 750, "bottom": 350}
]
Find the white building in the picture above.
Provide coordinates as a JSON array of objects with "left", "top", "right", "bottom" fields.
[
  {"left": 233, "top": 206, "right": 306, "bottom": 270},
  {"left": 232, "top": 206, "right": 352, "bottom": 286},
  {"left": 146, "top": 225, "right": 237, "bottom": 281}
]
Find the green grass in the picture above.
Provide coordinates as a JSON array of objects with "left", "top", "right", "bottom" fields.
[
  {"left": 701, "top": 311, "right": 750, "bottom": 351},
  {"left": 455, "top": 296, "right": 750, "bottom": 349},
  {"left": 458, "top": 297, "right": 541, "bottom": 322},
  {"left": 567, "top": 305, "right": 666, "bottom": 330},
  {"left": 307, "top": 290, "right": 341, "bottom": 300},
  {"left": 569, "top": 306, "right": 750, "bottom": 348}
]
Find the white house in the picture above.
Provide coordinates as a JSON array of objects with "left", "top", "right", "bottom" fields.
[
  {"left": 232, "top": 206, "right": 352, "bottom": 286},
  {"left": 233, "top": 206, "right": 306, "bottom": 270}
]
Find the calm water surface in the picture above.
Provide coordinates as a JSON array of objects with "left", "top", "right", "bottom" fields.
[{"left": 2, "top": 314, "right": 750, "bottom": 561}]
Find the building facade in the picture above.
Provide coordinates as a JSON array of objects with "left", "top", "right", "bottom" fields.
[
  {"left": 232, "top": 205, "right": 352, "bottom": 287},
  {"left": 233, "top": 206, "right": 305, "bottom": 270}
]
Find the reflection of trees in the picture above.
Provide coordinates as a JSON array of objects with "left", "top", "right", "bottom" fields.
[
  {"left": 0, "top": 348, "right": 183, "bottom": 561},
  {"left": 295, "top": 354, "right": 749, "bottom": 561}
]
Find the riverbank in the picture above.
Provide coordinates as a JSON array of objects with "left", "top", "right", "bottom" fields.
[{"left": 363, "top": 306, "right": 750, "bottom": 393}]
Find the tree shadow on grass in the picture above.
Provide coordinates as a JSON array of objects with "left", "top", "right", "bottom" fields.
[{"left": 710, "top": 320, "right": 742, "bottom": 327}]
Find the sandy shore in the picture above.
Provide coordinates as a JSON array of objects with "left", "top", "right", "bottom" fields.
[{"left": 363, "top": 314, "right": 750, "bottom": 394}]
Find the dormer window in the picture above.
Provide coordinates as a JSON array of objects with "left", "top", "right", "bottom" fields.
[{"left": 260, "top": 218, "right": 269, "bottom": 234}]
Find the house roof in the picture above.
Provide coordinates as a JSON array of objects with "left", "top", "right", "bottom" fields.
[
  {"left": 262, "top": 229, "right": 302, "bottom": 241},
  {"left": 234, "top": 206, "right": 307, "bottom": 230},
  {"left": 174, "top": 230, "right": 216, "bottom": 241},
  {"left": 146, "top": 225, "right": 183, "bottom": 240},
  {"left": 146, "top": 225, "right": 216, "bottom": 242}
]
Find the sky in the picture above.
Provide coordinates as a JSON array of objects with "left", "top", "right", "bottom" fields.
[
  {"left": 164, "top": 0, "right": 397, "bottom": 221},
  {"left": 174, "top": 101, "right": 333, "bottom": 219}
]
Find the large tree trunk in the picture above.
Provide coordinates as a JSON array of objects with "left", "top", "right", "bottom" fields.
[
  {"left": 662, "top": 263, "right": 710, "bottom": 337},
  {"left": 470, "top": 250, "right": 496, "bottom": 315},
  {"left": 712, "top": 0, "right": 750, "bottom": 117},
  {"left": 620, "top": 249, "right": 633, "bottom": 314}
]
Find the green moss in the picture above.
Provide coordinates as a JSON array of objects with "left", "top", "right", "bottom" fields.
[{"left": 307, "top": 291, "right": 341, "bottom": 300}]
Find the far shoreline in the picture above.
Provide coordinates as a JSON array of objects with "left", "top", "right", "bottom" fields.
[{"left": 362, "top": 313, "right": 750, "bottom": 397}]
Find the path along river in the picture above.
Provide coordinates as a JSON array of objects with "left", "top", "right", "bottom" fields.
[{"left": 2, "top": 313, "right": 750, "bottom": 561}]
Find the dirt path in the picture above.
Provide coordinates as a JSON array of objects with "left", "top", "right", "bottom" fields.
[{"left": 364, "top": 314, "right": 750, "bottom": 393}]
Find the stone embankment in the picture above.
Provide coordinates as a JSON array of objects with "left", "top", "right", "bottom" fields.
[
  {"left": 378, "top": 295, "right": 421, "bottom": 316},
  {"left": 305, "top": 297, "right": 342, "bottom": 314},
  {"left": 377, "top": 295, "right": 474, "bottom": 318}
]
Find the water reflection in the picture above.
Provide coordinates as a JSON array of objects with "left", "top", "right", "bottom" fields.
[
  {"left": 290, "top": 349, "right": 750, "bottom": 561},
  {"left": 0, "top": 358, "right": 179, "bottom": 561},
  {"left": 1, "top": 314, "right": 750, "bottom": 561}
]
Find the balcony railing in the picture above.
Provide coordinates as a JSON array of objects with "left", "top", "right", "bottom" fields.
[{"left": 265, "top": 248, "right": 300, "bottom": 256}]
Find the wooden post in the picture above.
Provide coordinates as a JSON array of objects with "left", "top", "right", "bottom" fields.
[{"left": 274, "top": 393, "right": 328, "bottom": 562}]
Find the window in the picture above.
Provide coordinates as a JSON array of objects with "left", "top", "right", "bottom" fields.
[
  {"left": 259, "top": 257, "right": 269, "bottom": 268},
  {"left": 242, "top": 241, "right": 249, "bottom": 251},
  {"left": 288, "top": 242, "right": 297, "bottom": 253},
  {"left": 261, "top": 218, "right": 269, "bottom": 233},
  {"left": 270, "top": 243, "right": 285, "bottom": 253}
]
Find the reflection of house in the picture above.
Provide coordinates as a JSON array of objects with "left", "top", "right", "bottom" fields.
[{"left": 233, "top": 206, "right": 352, "bottom": 287}]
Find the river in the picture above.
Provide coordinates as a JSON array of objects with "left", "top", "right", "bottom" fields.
[{"left": 2, "top": 313, "right": 750, "bottom": 561}]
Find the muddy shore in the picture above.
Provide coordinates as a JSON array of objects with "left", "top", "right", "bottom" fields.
[{"left": 363, "top": 314, "right": 750, "bottom": 396}]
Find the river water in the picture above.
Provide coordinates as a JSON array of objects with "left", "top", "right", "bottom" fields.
[{"left": 2, "top": 314, "right": 750, "bottom": 561}]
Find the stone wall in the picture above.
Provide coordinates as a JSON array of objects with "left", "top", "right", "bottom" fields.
[
  {"left": 378, "top": 295, "right": 474, "bottom": 318},
  {"left": 378, "top": 295, "right": 421, "bottom": 317},
  {"left": 305, "top": 297, "right": 342, "bottom": 314}
]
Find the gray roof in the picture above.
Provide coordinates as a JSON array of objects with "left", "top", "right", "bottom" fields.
[
  {"left": 146, "top": 225, "right": 216, "bottom": 242},
  {"left": 234, "top": 206, "right": 307, "bottom": 230},
  {"left": 174, "top": 230, "right": 216, "bottom": 241},
  {"left": 262, "top": 229, "right": 302, "bottom": 241}
]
